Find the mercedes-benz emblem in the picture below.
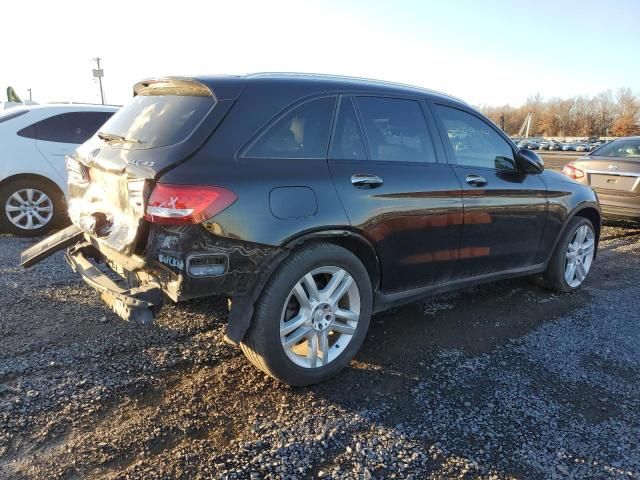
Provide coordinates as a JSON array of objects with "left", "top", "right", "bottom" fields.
[{"left": 608, "top": 164, "right": 619, "bottom": 171}]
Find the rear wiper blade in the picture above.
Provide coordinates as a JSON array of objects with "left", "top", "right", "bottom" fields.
[{"left": 97, "top": 131, "right": 144, "bottom": 144}]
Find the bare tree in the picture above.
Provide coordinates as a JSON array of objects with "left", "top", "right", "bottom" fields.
[
  {"left": 612, "top": 87, "right": 640, "bottom": 136},
  {"left": 480, "top": 88, "right": 640, "bottom": 137}
]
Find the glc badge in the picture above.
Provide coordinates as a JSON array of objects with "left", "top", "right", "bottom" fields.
[{"left": 128, "top": 159, "right": 156, "bottom": 167}]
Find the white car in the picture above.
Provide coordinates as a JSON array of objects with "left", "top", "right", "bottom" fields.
[{"left": 0, "top": 104, "right": 117, "bottom": 236}]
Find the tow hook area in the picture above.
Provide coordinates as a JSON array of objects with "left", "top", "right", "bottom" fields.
[{"left": 66, "top": 244, "right": 163, "bottom": 325}]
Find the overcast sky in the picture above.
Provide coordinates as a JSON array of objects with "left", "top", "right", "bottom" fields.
[{"left": 2, "top": 0, "right": 639, "bottom": 107}]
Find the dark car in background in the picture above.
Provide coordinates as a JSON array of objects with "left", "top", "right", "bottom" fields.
[
  {"left": 22, "top": 74, "right": 601, "bottom": 385},
  {"left": 563, "top": 136, "right": 640, "bottom": 221},
  {"left": 518, "top": 139, "right": 539, "bottom": 150}
]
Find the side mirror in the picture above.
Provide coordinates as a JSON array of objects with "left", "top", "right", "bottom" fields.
[
  {"left": 516, "top": 148, "right": 544, "bottom": 173},
  {"left": 495, "top": 156, "right": 517, "bottom": 171}
]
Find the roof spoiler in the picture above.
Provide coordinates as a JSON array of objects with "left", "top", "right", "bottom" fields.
[{"left": 133, "top": 78, "right": 214, "bottom": 98}]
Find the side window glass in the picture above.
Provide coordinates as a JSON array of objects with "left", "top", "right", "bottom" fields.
[
  {"left": 355, "top": 97, "right": 436, "bottom": 163},
  {"left": 31, "top": 114, "right": 69, "bottom": 143},
  {"left": 245, "top": 97, "right": 336, "bottom": 159},
  {"left": 435, "top": 105, "right": 515, "bottom": 170},
  {"left": 22, "top": 112, "right": 114, "bottom": 144},
  {"left": 328, "top": 97, "right": 366, "bottom": 160},
  {"left": 16, "top": 124, "right": 37, "bottom": 140},
  {"left": 64, "top": 112, "right": 114, "bottom": 143}
]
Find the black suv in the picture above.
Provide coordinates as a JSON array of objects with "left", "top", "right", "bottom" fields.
[{"left": 22, "top": 74, "right": 600, "bottom": 385}]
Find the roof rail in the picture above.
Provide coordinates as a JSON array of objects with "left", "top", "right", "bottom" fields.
[
  {"left": 245, "top": 72, "right": 466, "bottom": 104},
  {"left": 45, "top": 102, "right": 122, "bottom": 107}
]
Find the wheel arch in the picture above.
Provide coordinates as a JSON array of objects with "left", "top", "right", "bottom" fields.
[
  {"left": 282, "top": 229, "right": 381, "bottom": 291},
  {"left": 225, "top": 228, "right": 381, "bottom": 346},
  {"left": 573, "top": 206, "right": 601, "bottom": 249},
  {"left": 547, "top": 203, "right": 601, "bottom": 265}
]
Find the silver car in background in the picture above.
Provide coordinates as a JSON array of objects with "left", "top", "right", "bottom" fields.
[{"left": 562, "top": 137, "right": 640, "bottom": 221}]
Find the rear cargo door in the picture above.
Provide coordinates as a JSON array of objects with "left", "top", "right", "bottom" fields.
[
  {"left": 68, "top": 78, "right": 243, "bottom": 253},
  {"left": 76, "top": 77, "right": 243, "bottom": 180}
]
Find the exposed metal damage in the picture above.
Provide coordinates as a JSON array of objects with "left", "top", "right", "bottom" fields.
[
  {"left": 23, "top": 151, "right": 285, "bottom": 343},
  {"left": 145, "top": 223, "right": 282, "bottom": 300}
]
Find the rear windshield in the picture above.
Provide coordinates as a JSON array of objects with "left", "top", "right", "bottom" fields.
[
  {"left": 97, "top": 95, "right": 215, "bottom": 149},
  {"left": 592, "top": 139, "right": 640, "bottom": 159}
]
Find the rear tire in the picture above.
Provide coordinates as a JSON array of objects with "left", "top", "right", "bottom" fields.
[
  {"left": 0, "top": 177, "right": 66, "bottom": 237},
  {"left": 543, "top": 216, "right": 596, "bottom": 293},
  {"left": 241, "top": 243, "right": 373, "bottom": 386}
]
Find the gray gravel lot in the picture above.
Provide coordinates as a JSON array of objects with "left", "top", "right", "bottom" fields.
[{"left": 1, "top": 221, "right": 639, "bottom": 479}]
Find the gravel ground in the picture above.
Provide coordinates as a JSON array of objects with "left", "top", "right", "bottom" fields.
[{"left": 1, "top": 221, "right": 639, "bottom": 479}]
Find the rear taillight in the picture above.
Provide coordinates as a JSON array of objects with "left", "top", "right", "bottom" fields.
[
  {"left": 66, "top": 156, "right": 91, "bottom": 185},
  {"left": 561, "top": 163, "right": 585, "bottom": 180},
  {"left": 144, "top": 184, "right": 236, "bottom": 225}
]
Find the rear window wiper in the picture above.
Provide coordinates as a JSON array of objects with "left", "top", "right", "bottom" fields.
[{"left": 97, "top": 131, "right": 144, "bottom": 144}]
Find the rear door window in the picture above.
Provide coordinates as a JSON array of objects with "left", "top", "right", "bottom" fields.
[
  {"left": 33, "top": 114, "right": 69, "bottom": 142},
  {"left": 69, "top": 112, "right": 114, "bottom": 142},
  {"left": 435, "top": 105, "right": 515, "bottom": 170},
  {"left": 355, "top": 97, "right": 436, "bottom": 163},
  {"left": 244, "top": 97, "right": 336, "bottom": 159},
  {"left": 18, "top": 111, "right": 115, "bottom": 144},
  {"left": 329, "top": 97, "right": 367, "bottom": 160},
  {"left": 98, "top": 95, "right": 215, "bottom": 149}
]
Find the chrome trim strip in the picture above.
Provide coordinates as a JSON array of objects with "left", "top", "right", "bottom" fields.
[{"left": 584, "top": 169, "right": 640, "bottom": 178}]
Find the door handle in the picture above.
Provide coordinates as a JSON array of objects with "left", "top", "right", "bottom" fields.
[
  {"left": 351, "top": 173, "right": 384, "bottom": 188},
  {"left": 465, "top": 174, "right": 487, "bottom": 187}
]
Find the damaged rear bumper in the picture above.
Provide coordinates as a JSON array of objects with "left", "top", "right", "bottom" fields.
[
  {"left": 21, "top": 226, "right": 163, "bottom": 324},
  {"left": 20, "top": 224, "right": 84, "bottom": 267},
  {"left": 21, "top": 223, "right": 285, "bottom": 342},
  {"left": 65, "top": 243, "right": 163, "bottom": 324}
]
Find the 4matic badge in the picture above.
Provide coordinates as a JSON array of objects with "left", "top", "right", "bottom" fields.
[{"left": 158, "top": 254, "right": 184, "bottom": 270}]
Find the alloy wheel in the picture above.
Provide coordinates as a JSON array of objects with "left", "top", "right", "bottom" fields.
[
  {"left": 280, "top": 266, "right": 361, "bottom": 369},
  {"left": 564, "top": 224, "right": 595, "bottom": 288},
  {"left": 4, "top": 188, "right": 54, "bottom": 231}
]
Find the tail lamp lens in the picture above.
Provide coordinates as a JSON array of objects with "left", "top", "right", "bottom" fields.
[
  {"left": 145, "top": 184, "right": 236, "bottom": 225},
  {"left": 66, "top": 156, "right": 91, "bottom": 185},
  {"left": 561, "top": 163, "right": 585, "bottom": 180}
]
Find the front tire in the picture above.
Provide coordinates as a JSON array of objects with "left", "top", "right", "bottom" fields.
[
  {"left": 241, "top": 243, "right": 373, "bottom": 386},
  {"left": 0, "top": 178, "right": 66, "bottom": 237},
  {"left": 543, "top": 216, "right": 596, "bottom": 292}
]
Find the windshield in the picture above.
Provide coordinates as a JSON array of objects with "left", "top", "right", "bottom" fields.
[
  {"left": 592, "top": 139, "right": 640, "bottom": 159},
  {"left": 97, "top": 95, "right": 215, "bottom": 149}
]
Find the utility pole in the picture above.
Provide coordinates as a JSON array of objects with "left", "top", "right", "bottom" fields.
[
  {"left": 92, "top": 57, "right": 105, "bottom": 105},
  {"left": 27, "top": 88, "right": 32, "bottom": 102},
  {"left": 500, "top": 113, "right": 505, "bottom": 132}
]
